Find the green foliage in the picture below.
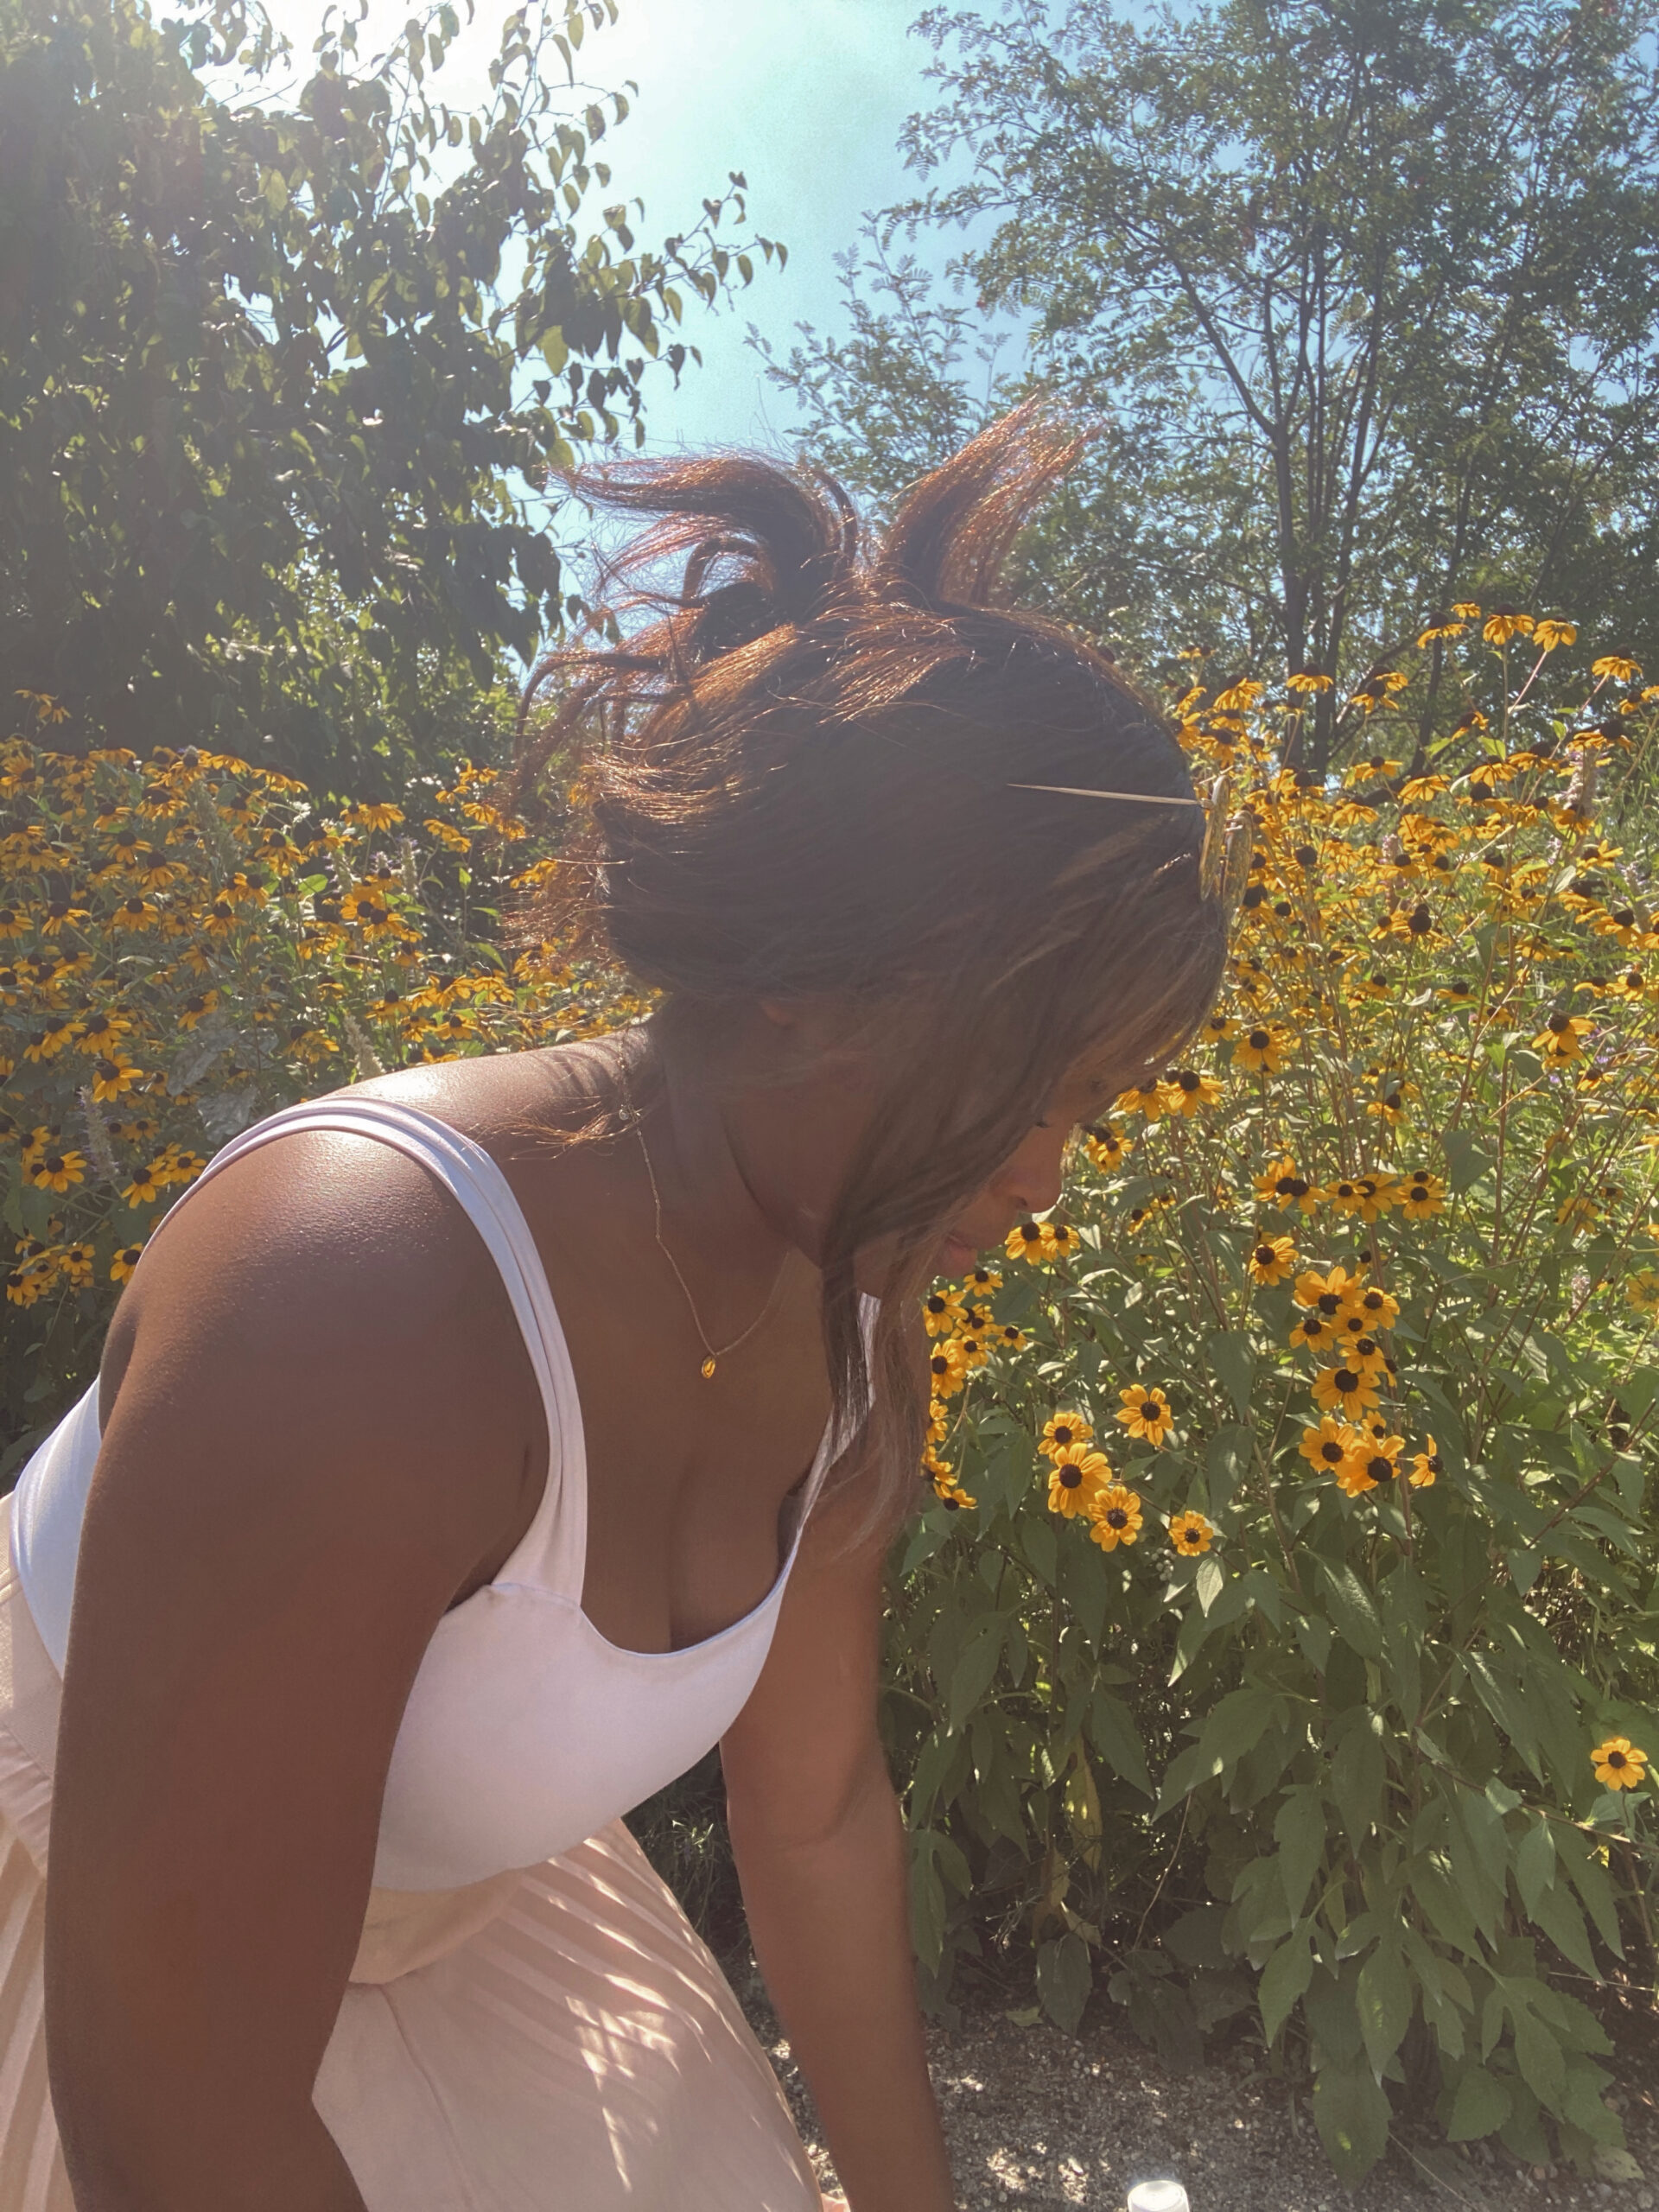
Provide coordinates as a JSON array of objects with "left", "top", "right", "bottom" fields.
[
  {"left": 0, "top": 712, "right": 646, "bottom": 1466},
  {"left": 891, "top": 634, "right": 1659, "bottom": 2183},
  {"left": 0, "top": 0, "right": 782, "bottom": 791},
  {"left": 765, "top": 0, "right": 1659, "bottom": 757}
]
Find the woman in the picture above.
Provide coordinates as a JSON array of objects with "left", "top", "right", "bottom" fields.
[{"left": 0, "top": 408, "right": 1224, "bottom": 2211}]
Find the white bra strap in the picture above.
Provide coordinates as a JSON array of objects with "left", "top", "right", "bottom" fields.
[{"left": 138, "top": 1096, "right": 588, "bottom": 1598}]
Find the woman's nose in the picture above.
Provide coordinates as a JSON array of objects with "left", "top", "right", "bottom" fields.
[{"left": 992, "top": 1132, "right": 1067, "bottom": 1221}]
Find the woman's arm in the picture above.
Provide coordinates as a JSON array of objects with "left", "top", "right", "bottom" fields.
[
  {"left": 48, "top": 1132, "right": 537, "bottom": 2211},
  {"left": 720, "top": 1484, "right": 955, "bottom": 2212}
]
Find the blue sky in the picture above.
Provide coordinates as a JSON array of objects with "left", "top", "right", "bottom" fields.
[
  {"left": 260, "top": 0, "right": 963, "bottom": 457},
  {"left": 569, "top": 0, "right": 939, "bottom": 454}
]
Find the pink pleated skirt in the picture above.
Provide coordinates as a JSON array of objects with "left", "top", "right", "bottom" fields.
[{"left": 0, "top": 1498, "right": 831, "bottom": 2210}]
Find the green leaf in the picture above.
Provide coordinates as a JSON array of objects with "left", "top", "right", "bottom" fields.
[
  {"left": 908, "top": 1831, "right": 947, "bottom": 1971},
  {"left": 1525, "top": 1875, "right": 1599, "bottom": 1980},
  {"left": 1274, "top": 1786, "right": 1326, "bottom": 1918},
  {"left": 945, "top": 1617, "right": 1002, "bottom": 1733},
  {"left": 1440, "top": 1129, "right": 1493, "bottom": 1192},
  {"left": 1205, "top": 1422, "right": 1251, "bottom": 1517},
  {"left": 1087, "top": 1688, "right": 1153, "bottom": 1796},
  {"left": 1330, "top": 1720, "right": 1387, "bottom": 1848},
  {"left": 1194, "top": 1554, "right": 1225, "bottom": 1614},
  {"left": 1208, "top": 1329, "right": 1256, "bottom": 1418},
  {"left": 1035, "top": 1931, "right": 1092, "bottom": 2036},
  {"left": 1515, "top": 1820, "right": 1555, "bottom": 1917},
  {"left": 1258, "top": 1926, "right": 1314, "bottom": 2044},
  {"left": 1313, "top": 1557, "right": 1383, "bottom": 1659},
  {"left": 1311, "top": 2058, "right": 1392, "bottom": 2184},
  {"left": 1357, "top": 1937, "right": 1413, "bottom": 2076},
  {"left": 1446, "top": 2063, "right": 1511, "bottom": 2140},
  {"left": 1511, "top": 2005, "right": 1567, "bottom": 2110}
]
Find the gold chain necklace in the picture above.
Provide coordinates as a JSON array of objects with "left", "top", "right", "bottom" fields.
[{"left": 618, "top": 1052, "right": 792, "bottom": 1381}]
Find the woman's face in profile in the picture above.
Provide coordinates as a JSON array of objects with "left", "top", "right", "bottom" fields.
[
  {"left": 925, "top": 1052, "right": 1130, "bottom": 1279},
  {"left": 743, "top": 1000, "right": 1148, "bottom": 1289}
]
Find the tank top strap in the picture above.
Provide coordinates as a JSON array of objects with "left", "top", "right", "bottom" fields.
[{"left": 141, "top": 1096, "right": 588, "bottom": 1599}]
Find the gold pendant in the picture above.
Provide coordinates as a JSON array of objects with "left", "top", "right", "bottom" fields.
[{"left": 701, "top": 1356, "right": 717, "bottom": 1380}]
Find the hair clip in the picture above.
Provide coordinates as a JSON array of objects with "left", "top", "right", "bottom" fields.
[
  {"left": 1198, "top": 772, "right": 1255, "bottom": 916},
  {"left": 1006, "top": 777, "right": 1250, "bottom": 918},
  {"left": 1006, "top": 784, "right": 1204, "bottom": 807}
]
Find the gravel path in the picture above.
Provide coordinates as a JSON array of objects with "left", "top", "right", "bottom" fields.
[{"left": 734, "top": 1970, "right": 1659, "bottom": 2212}]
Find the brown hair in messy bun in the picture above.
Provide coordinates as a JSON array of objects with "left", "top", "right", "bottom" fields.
[{"left": 506, "top": 404, "right": 1227, "bottom": 1524}]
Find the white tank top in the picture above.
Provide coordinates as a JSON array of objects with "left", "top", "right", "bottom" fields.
[{"left": 10, "top": 1096, "right": 863, "bottom": 1891}]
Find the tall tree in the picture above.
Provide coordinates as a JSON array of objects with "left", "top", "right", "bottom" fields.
[
  {"left": 766, "top": 0, "right": 1659, "bottom": 766},
  {"left": 0, "top": 0, "right": 780, "bottom": 790}
]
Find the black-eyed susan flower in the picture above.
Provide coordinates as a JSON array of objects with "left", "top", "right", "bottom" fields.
[
  {"left": 995, "top": 1323, "right": 1026, "bottom": 1351},
  {"left": 1005, "top": 1218, "right": 1054, "bottom": 1265},
  {"left": 1084, "top": 1123, "right": 1132, "bottom": 1171},
  {"left": 1624, "top": 1270, "right": 1659, "bottom": 1313},
  {"left": 1336, "top": 1454, "right": 1381, "bottom": 1497},
  {"left": 1287, "top": 666, "right": 1334, "bottom": 694},
  {"left": 0, "top": 905, "right": 30, "bottom": 939},
  {"left": 4, "top": 1262, "right": 49, "bottom": 1306},
  {"left": 39, "top": 897, "right": 91, "bottom": 935},
  {"left": 1408, "top": 1436, "right": 1442, "bottom": 1486},
  {"left": 1294, "top": 1263, "right": 1363, "bottom": 1315},
  {"left": 1365, "top": 1081, "right": 1417, "bottom": 1126},
  {"left": 966, "top": 1263, "right": 1001, "bottom": 1296},
  {"left": 1047, "top": 1446, "right": 1110, "bottom": 1518},
  {"left": 1116, "top": 1080, "right": 1166, "bottom": 1121},
  {"left": 1039, "top": 1411, "right": 1094, "bottom": 1460},
  {"left": 1289, "top": 1308, "right": 1337, "bottom": 1352},
  {"left": 1344, "top": 1281, "right": 1401, "bottom": 1331},
  {"left": 1234, "top": 1022, "right": 1292, "bottom": 1074},
  {"left": 1046, "top": 1221, "right": 1081, "bottom": 1260},
  {"left": 1397, "top": 1172, "right": 1446, "bottom": 1220},
  {"left": 1248, "top": 1232, "right": 1298, "bottom": 1286},
  {"left": 106, "top": 1241, "right": 144, "bottom": 1285},
  {"left": 1254, "top": 1156, "right": 1318, "bottom": 1214},
  {"left": 1591, "top": 654, "right": 1641, "bottom": 685},
  {"left": 1331, "top": 1174, "right": 1395, "bottom": 1222},
  {"left": 1535, "top": 1012, "right": 1592, "bottom": 1061},
  {"left": 1483, "top": 609, "right": 1535, "bottom": 645},
  {"left": 1344, "top": 1333, "right": 1389, "bottom": 1378},
  {"left": 1087, "top": 1484, "right": 1143, "bottom": 1551},
  {"left": 935, "top": 1480, "right": 976, "bottom": 1512},
  {"left": 924, "top": 1287, "right": 965, "bottom": 1337},
  {"left": 352, "top": 800, "right": 405, "bottom": 830},
  {"left": 1160, "top": 1066, "right": 1224, "bottom": 1117},
  {"left": 1533, "top": 619, "right": 1578, "bottom": 652},
  {"left": 1168, "top": 1510, "right": 1214, "bottom": 1555},
  {"left": 926, "top": 1340, "right": 970, "bottom": 1397},
  {"left": 1590, "top": 1737, "right": 1648, "bottom": 1789},
  {"left": 90, "top": 1052, "right": 145, "bottom": 1103},
  {"left": 29, "top": 1148, "right": 86, "bottom": 1193},
  {"left": 1351, "top": 1431, "right": 1404, "bottom": 1489},
  {"left": 1300, "top": 1414, "right": 1362, "bottom": 1478},
  {"left": 1312, "top": 1364, "right": 1380, "bottom": 1417},
  {"left": 1116, "top": 1385, "right": 1173, "bottom": 1446}
]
